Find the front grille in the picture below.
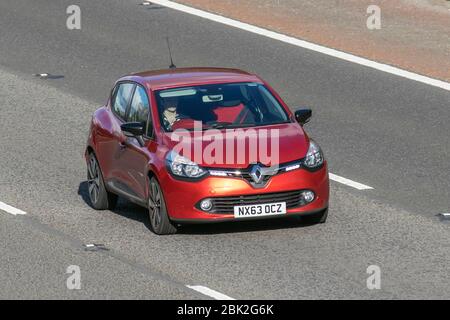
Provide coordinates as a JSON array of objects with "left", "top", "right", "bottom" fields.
[
  {"left": 206, "top": 160, "right": 304, "bottom": 188},
  {"left": 239, "top": 172, "right": 272, "bottom": 185},
  {"left": 199, "top": 190, "right": 309, "bottom": 214}
]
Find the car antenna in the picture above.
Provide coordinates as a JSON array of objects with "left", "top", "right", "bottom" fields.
[{"left": 166, "top": 37, "right": 177, "bottom": 69}]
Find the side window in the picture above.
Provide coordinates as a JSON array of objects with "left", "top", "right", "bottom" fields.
[
  {"left": 112, "top": 83, "right": 135, "bottom": 120},
  {"left": 128, "top": 85, "right": 151, "bottom": 134}
]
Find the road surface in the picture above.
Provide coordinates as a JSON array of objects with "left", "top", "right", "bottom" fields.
[{"left": 0, "top": 0, "right": 449, "bottom": 299}]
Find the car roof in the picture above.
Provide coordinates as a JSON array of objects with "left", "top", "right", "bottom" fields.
[{"left": 120, "top": 67, "right": 263, "bottom": 91}]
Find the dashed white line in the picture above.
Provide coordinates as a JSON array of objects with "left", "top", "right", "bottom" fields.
[
  {"left": 0, "top": 201, "right": 27, "bottom": 216},
  {"left": 151, "top": 0, "right": 450, "bottom": 92},
  {"left": 329, "top": 173, "right": 374, "bottom": 190},
  {"left": 34, "top": 73, "right": 49, "bottom": 78},
  {"left": 187, "top": 285, "right": 235, "bottom": 300}
]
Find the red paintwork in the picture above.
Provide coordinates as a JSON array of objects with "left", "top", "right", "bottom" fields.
[
  {"left": 126, "top": 67, "right": 261, "bottom": 91},
  {"left": 86, "top": 67, "right": 329, "bottom": 222},
  {"left": 161, "top": 122, "right": 309, "bottom": 168}
]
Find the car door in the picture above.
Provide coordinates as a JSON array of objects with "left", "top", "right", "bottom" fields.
[
  {"left": 116, "top": 84, "right": 153, "bottom": 202},
  {"left": 100, "top": 82, "right": 136, "bottom": 192}
]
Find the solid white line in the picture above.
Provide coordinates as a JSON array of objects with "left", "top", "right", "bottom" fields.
[
  {"left": 151, "top": 0, "right": 450, "bottom": 92},
  {"left": 187, "top": 285, "right": 235, "bottom": 300},
  {"left": 0, "top": 201, "right": 27, "bottom": 215},
  {"left": 329, "top": 173, "right": 373, "bottom": 190}
]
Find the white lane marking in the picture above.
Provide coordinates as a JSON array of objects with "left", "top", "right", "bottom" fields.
[
  {"left": 34, "top": 73, "right": 49, "bottom": 78},
  {"left": 186, "top": 285, "right": 235, "bottom": 300},
  {"left": 439, "top": 213, "right": 450, "bottom": 218},
  {"left": 0, "top": 201, "right": 27, "bottom": 215},
  {"left": 151, "top": 0, "right": 450, "bottom": 92},
  {"left": 329, "top": 173, "right": 373, "bottom": 190}
]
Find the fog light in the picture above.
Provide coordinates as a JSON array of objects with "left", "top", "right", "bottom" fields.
[
  {"left": 200, "top": 199, "right": 213, "bottom": 211},
  {"left": 301, "top": 191, "right": 315, "bottom": 203}
]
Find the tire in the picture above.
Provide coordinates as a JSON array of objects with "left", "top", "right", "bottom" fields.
[
  {"left": 148, "top": 177, "right": 177, "bottom": 235},
  {"left": 302, "top": 208, "right": 328, "bottom": 224},
  {"left": 87, "top": 152, "right": 118, "bottom": 210}
]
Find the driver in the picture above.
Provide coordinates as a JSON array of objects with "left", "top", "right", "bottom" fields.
[{"left": 162, "top": 96, "right": 179, "bottom": 128}]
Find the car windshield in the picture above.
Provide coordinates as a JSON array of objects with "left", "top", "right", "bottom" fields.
[{"left": 155, "top": 82, "right": 290, "bottom": 132}]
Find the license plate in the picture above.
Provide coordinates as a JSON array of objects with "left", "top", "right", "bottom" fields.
[{"left": 234, "top": 202, "right": 287, "bottom": 219}]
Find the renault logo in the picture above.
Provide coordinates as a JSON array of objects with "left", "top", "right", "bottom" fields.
[
  {"left": 249, "top": 165, "right": 264, "bottom": 184},
  {"left": 248, "top": 164, "right": 279, "bottom": 185}
]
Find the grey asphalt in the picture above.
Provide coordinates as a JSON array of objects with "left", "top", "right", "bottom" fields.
[{"left": 0, "top": 0, "right": 449, "bottom": 299}]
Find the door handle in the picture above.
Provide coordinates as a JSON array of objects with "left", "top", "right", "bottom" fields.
[{"left": 119, "top": 142, "right": 127, "bottom": 150}]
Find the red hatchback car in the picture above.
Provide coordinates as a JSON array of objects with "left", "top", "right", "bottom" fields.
[{"left": 85, "top": 68, "right": 329, "bottom": 234}]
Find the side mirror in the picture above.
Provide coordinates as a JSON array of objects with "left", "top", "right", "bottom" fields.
[
  {"left": 294, "top": 109, "right": 312, "bottom": 126},
  {"left": 121, "top": 122, "right": 145, "bottom": 146},
  {"left": 121, "top": 122, "right": 145, "bottom": 137}
]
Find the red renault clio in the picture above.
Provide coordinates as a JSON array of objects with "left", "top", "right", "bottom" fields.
[{"left": 85, "top": 68, "right": 329, "bottom": 235}]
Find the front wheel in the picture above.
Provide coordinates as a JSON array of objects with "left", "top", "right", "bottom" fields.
[
  {"left": 148, "top": 177, "right": 177, "bottom": 235},
  {"left": 87, "top": 152, "right": 118, "bottom": 210}
]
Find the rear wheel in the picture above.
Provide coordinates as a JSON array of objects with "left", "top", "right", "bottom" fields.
[
  {"left": 148, "top": 177, "right": 177, "bottom": 235},
  {"left": 302, "top": 208, "right": 328, "bottom": 224},
  {"left": 87, "top": 152, "right": 118, "bottom": 210}
]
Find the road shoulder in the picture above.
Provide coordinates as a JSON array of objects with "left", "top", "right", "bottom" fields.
[{"left": 175, "top": 0, "right": 450, "bottom": 82}]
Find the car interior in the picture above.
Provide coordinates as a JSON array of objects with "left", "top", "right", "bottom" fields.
[{"left": 157, "top": 83, "right": 287, "bottom": 131}]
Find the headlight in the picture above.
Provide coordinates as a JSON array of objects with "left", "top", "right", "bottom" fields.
[
  {"left": 166, "top": 151, "right": 207, "bottom": 179},
  {"left": 303, "top": 140, "right": 324, "bottom": 169}
]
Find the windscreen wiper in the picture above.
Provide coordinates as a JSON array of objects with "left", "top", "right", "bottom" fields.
[{"left": 206, "top": 122, "right": 255, "bottom": 130}]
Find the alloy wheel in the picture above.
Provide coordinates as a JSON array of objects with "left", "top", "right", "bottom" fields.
[
  {"left": 148, "top": 180, "right": 162, "bottom": 230},
  {"left": 87, "top": 156, "right": 100, "bottom": 205}
]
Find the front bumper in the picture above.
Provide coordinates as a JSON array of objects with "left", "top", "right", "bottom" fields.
[{"left": 160, "top": 162, "right": 329, "bottom": 222}]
